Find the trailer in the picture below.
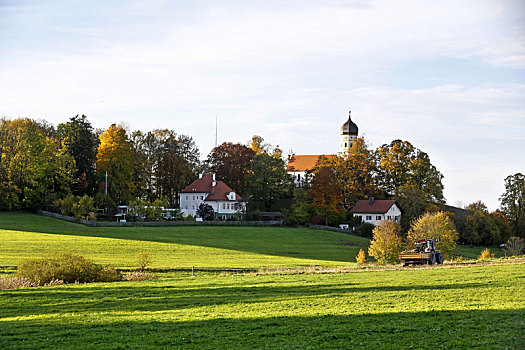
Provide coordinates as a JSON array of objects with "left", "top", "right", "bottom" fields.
[{"left": 399, "top": 239, "right": 444, "bottom": 266}]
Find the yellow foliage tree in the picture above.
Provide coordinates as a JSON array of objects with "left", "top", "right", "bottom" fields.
[
  {"left": 310, "top": 165, "right": 342, "bottom": 225},
  {"left": 355, "top": 248, "right": 367, "bottom": 265},
  {"left": 407, "top": 211, "right": 458, "bottom": 259},
  {"left": 368, "top": 220, "right": 403, "bottom": 265},
  {"left": 96, "top": 124, "right": 134, "bottom": 204}
]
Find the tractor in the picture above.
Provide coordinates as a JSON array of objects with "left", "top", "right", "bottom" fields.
[{"left": 399, "top": 238, "right": 444, "bottom": 266}]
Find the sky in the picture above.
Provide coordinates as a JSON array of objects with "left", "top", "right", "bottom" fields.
[{"left": 0, "top": 0, "right": 524, "bottom": 210}]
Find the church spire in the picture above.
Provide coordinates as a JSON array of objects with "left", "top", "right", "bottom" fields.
[{"left": 340, "top": 110, "right": 358, "bottom": 153}]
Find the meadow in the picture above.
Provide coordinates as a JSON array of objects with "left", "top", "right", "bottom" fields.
[{"left": 1, "top": 213, "right": 523, "bottom": 349}]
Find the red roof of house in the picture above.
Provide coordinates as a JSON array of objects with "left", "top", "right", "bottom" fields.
[
  {"left": 181, "top": 174, "right": 243, "bottom": 201},
  {"left": 181, "top": 174, "right": 215, "bottom": 193},
  {"left": 350, "top": 200, "right": 399, "bottom": 214},
  {"left": 286, "top": 154, "right": 336, "bottom": 172},
  {"left": 205, "top": 181, "right": 243, "bottom": 201}
]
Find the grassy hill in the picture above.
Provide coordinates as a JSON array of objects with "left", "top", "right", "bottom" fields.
[
  {"left": 1, "top": 213, "right": 523, "bottom": 348},
  {"left": 0, "top": 212, "right": 371, "bottom": 269},
  {"left": 1, "top": 263, "right": 524, "bottom": 349}
]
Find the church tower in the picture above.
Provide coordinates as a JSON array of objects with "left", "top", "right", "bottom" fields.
[{"left": 340, "top": 110, "right": 358, "bottom": 153}]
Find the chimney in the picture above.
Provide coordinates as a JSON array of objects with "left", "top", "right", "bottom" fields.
[
  {"left": 199, "top": 173, "right": 203, "bottom": 179},
  {"left": 369, "top": 197, "right": 375, "bottom": 205},
  {"left": 212, "top": 173, "right": 216, "bottom": 187}
]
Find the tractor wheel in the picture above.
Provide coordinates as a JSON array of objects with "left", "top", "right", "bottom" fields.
[
  {"left": 436, "top": 253, "right": 444, "bottom": 265},
  {"left": 429, "top": 252, "right": 436, "bottom": 265}
]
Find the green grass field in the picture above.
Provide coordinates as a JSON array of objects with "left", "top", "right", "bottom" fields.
[{"left": 1, "top": 213, "right": 523, "bottom": 349}]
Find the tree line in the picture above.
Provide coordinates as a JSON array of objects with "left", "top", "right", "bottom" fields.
[{"left": 1, "top": 115, "right": 523, "bottom": 242}]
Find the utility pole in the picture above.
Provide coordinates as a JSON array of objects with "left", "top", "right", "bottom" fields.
[{"left": 215, "top": 114, "right": 218, "bottom": 149}]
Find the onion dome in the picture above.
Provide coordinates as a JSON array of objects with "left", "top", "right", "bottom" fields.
[{"left": 341, "top": 110, "right": 358, "bottom": 135}]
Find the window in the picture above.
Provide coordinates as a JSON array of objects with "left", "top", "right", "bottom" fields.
[
  {"left": 192, "top": 205, "right": 195, "bottom": 210},
  {"left": 222, "top": 203, "right": 225, "bottom": 209},
  {"left": 201, "top": 196, "right": 203, "bottom": 200},
  {"left": 387, "top": 215, "right": 392, "bottom": 220},
  {"left": 193, "top": 196, "right": 195, "bottom": 200},
  {"left": 345, "top": 142, "right": 347, "bottom": 148},
  {"left": 186, "top": 196, "right": 188, "bottom": 200},
  {"left": 366, "top": 215, "right": 372, "bottom": 221},
  {"left": 297, "top": 174, "right": 301, "bottom": 181},
  {"left": 185, "top": 205, "right": 188, "bottom": 209},
  {"left": 227, "top": 203, "right": 230, "bottom": 210}
]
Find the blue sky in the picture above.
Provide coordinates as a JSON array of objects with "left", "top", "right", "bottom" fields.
[{"left": 1, "top": 0, "right": 524, "bottom": 210}]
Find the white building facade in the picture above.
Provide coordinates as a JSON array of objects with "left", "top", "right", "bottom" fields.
[
  {"left": 179, "top": 174, "right": 246, "bottom": 219},
  {"left": 350, "top": 199, "right": 402, "bottom": 226}
]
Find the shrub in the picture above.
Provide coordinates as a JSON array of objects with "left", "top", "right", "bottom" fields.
[
  {"left": 17, "top": 252, "right": 121, "bottom": 285},
  {"left": 368, "top": 220, "right": 403, "bottom": 265},
  {"left": 505, "top": 237, "right": 525, "bottom": 256},
  {"left": 354, "top": 222, "right": 375, "bottom": 238},
  {"left": 408, "top": 211, "right": 458, "bottom": 260},
  {"left": 197, "top": 203, "right": 215, "bottom": 221},
  {"left": 0, "top": 275, "right": 37, "bottom": 289},
  {"left": 72, "top": 195, "right": 95, "bottom": 220},
  {"left": 245, "top": 210, "right": 262, "bottom": 221},
  {"left": 478, "top": 248, "right": 495, "bottom": 261},
  {"left": 124, "top": 271, "right": 159, "bottom": 281},
  {"left": 137, "top": 252, "right": 152, "bottom": 271},
  {"left": 356, "top": 249, "right": 367, "bottom": 265},
  {"left": 60, "top": 194, "right": 76, "bottom": 216}
]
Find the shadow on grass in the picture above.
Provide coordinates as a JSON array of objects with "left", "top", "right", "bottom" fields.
[
  {"left": 0, "top": 213, "right": 367, "bottom": 263},
  {"left": 0, "top": 308, "right": 523, "bottom": 349},
  {"left": 1, "top": 280, "right": 492, "bottom": 319}
]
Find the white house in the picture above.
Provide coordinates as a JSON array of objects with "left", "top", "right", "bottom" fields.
[
  {"left": 179, "top": 174, "right": 246, "bottom": 220},
  {"left": 350, "top": 198, "right": 403, "bottom": 226}
]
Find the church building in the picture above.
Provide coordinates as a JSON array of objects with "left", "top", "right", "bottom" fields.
[{"left": 286, "top": 110, "right": 358, "bottom": 187}]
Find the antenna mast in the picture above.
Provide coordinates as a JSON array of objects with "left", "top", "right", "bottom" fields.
[{"left": 215, "top": 114, "right": 218, "bottom": 148}]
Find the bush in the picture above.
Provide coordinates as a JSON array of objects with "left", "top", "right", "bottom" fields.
[
  {"left": 408, "top": 211, "right": 458, "bottom": 260},
  {"left": 505, "top": 237, "right": 525, "bottom": 256},
  {"left": 478, "top": 248, "right": 495, "bottom": 261},
  {"left": 17, "top": 252, "right": 121, "bottom": 285},
  {"left": 245, "top": 209, "right": 262, "bottom": 221},
  {"left": 356, "top": 249, "right": 368, "bottom": 265},
  {"left": 0, "top": 275, "right": 37, "bottom": 289},
  {"left": 60, "top": 194, "right": 76, "bottom": 216},
  {"left": 368, "top": 220, "right": 403, "bottom": 265},
  {"left": 124, "top": 271, "right": 159, "bottom": 281},
  {"left": 72, "top": 195, "right": 95, "bottom": 220},
  {"left": 354, "top": 223, "right": 375, "bottom": 238}
]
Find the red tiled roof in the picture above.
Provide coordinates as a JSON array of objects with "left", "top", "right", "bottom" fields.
[
  {"left": 181, "top": 174, "right": 243, "bottom": 201},
  {"left": 350, "top": 200, "right": 398, "bottom": 214},
  {"left": 286, "top": 154, "right": 336, "bottom": 172},
  {"left": 205, "top": 181, "right": 244, "bottom": 201},
  {"left": 181, "top": 174, "right": 214, "bottom": 193}
]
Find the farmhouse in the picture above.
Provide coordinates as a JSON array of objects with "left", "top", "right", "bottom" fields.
[
  {"left": 179, "top": 174, "right": 246, "bottom": 219},
  {"left": 350, "top": 198, "right": 403, "bottom": 226},
  {"left": 286, "top": 110, "right": 358, "bottom": 187}
]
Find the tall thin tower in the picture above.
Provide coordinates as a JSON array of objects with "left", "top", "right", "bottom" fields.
[{"left": 215, "top": 114, "right": 218, "bottom": 149}]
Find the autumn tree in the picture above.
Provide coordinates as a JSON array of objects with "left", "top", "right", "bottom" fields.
[
  {"left": 96, "top": 124, "right": 135, "bottom": 205},
  {"left": 57, "top": 115, "right": 98, "bottom": 195},
  {"left": 408, "top": 212, "right": 458, "bottom": 259},
  {"left": 248, "top": 135, "right": 269, "bottom": 154},
  {"left": 248, "top": 153, "right": 294, "bottom": 211},
  {"left": 318, "top": 137, "right": 379, "bottom": 209},
  {"left": 376, "top": 139, "right": 444, "bottom": 203},
  {"left": 310, "top": 166, "right": 342, "bottom": 225},
  {"left": 368, "top": 220, "right": 403, "bottom": 265},
  {"left": 499, "top": 173, "right": 525, "bottom": 238},
  {"left": 207, "top": 142, "right": 256, "bottom": 195}
]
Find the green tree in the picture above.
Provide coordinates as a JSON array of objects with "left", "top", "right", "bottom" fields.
[
  {"left": 72, "top": 195, "right": 95, "bottom": 220},
  {"left": 376, "top": 139, "right": 444, "bottom": 203},
  {"left": 368, "top": 220, "right": 403, "bottom": 265},
  {"left": 248, "top": 153, "right": 293, "bottom": 211},
  {"left": 499, "top": 173, "right": 525, "bottom": 238},
  {"left": 96, "top": 124, "right": 134, "bottom": 205},
  {"left": 408, "top": 212, "right": 458, "bottom": 259},
  {"left": 197, "top": 203, "right": 215, "bottom": 221},
  {"left": 57, "top": 115, "right": 98, "bottom": 195}
]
